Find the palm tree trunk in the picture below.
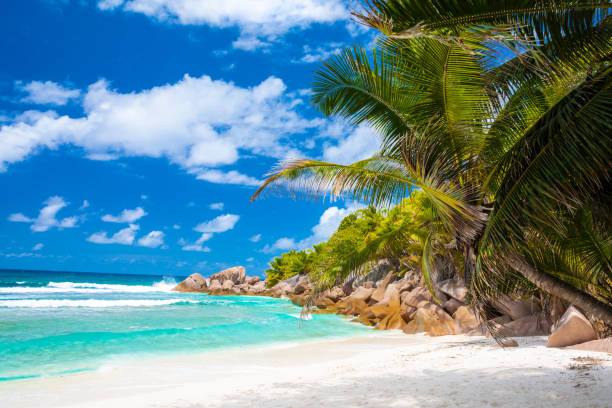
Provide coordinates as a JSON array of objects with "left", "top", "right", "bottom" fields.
[{"left": 507, "top": 254, "right": 612, "bottom": 326}]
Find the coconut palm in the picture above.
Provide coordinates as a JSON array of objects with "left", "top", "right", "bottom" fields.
[{"left": 251, "top": 1, "right": 612, "bottom": 325}]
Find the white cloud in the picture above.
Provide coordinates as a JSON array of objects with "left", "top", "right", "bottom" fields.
[
  {"left": 193, "top": 169, "right": 260, "bottom": 186},
  {"left": 87, "top": 224, "right": 139, "bottom": 245},
  {"left": 97, "top": 0, "right": 347, "bottom": 50},
  {"left": 32, "top": 243, "right": 44, "bottom": 251},
  {"left": 295, "top": 43, "right": 342, "bottom": 63},
  {"left": 8, "top": 196, "right": 78, "bottom": 232},
  {"left": 249, "top": 234, "right": 262, "bottom": 242},
  {"left": 101, "top": 207, "right": 147, "bottom": 223},
  {"left": 195, "top": 214, "right": 239, "bottom": 233},
  {"left": 246, "top": 257, "right": 255, "bottom": 262},
  {"left": 140, "top": 194, "right": 148, "bottom": 200},
  {"left": 209, "top": 202, "right": 224, "bottom": 210},
  {"left": 17, "top": 80, "right": 80, "bottom": 105},
  {"left": 137, "top": 230, "right": 165, "bottom": 248},
  {"left": 0, "top": 75, "right": 318, "bottom": 183},
  {"left": 79, "top": 200, "right": 90, "bottom": 210},
  {"left": 263, "top": 203, "right": 363, "bottom": 252},
  {"left": 323, "top": 123, "right": 380, "bottom": 164},
  {"left": 181, "top": 232, "right": 212, "bottom": 252},
  {"left": 172, "top": 224, "right": 181, "bottom": 230}
]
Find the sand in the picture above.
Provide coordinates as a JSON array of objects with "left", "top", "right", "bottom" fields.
[{"left": 2, "top": 332, "right": 611, "bottom": 408}]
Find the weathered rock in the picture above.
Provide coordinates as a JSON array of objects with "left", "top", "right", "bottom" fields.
[
  {"left": 210, "top": 266, "right": 246, "bottom": 285},
  {"left": 208, "top": 280, "right": 223, "bottom": 291},
  {"left": 293, "top": 275, "right": 311, "bottom": 295},
  {"left": 347, "top": 286, "right": 374, "bottom": 303},
  {"left": 371, "top": 272, "right": 396, "bottom": 303},
  {"left": 437, "top": 279, "right": 468, "bottom": 302},
  {"left": 336, "top": 298, "right": 369, "bottom": 316},
  {"left": 269, "top": 274, "right": 301, "bottom": 296},
  {"left": 565, "top": 337, "right": 612, "bottom": 353},
  {"left": 453, "top": 306, "right": 480, "bottom": 333},
  {"left": 491, "top": 295, "right": 541, "bottom": 321},
  {"left": 497, "top": 313, "right": 552, "bottom": 337},
  {"left": 248, "top": 281, "right": 266, "bottom": 294},
  {"left": 352, "top": 259, "right": 394, "bottom": 288},
  {"left": 401, "top": 286, "right": 433, "bottom": 308},
  {"left": 246, "top": 276, "right": 261, "bottom": 285},
  {"left": 376, "top": 312, "right": 406, "bottom": 330},
  {"left": 322, "top": 286, "right": 345, "bottom": 302},
  {"left": 362, "top": 281, "right": 375, "bottom": 289},
  {"left": 231, "top": 286, "right": 241, "bottom": 294},
  {"left": 222, "top": 280, "right": 235, "bottom": 290},
  {"left": 403, "top": 304, "right": 456, "bottom": 336},
  {"left": 172, "top": 273, "right": 207, "bottom": 292},
  {"left": 314, "top": 295, "right": 336, "bottom": 308},
  {"left": 399, "top": 303, "right": 417, "bottom": 322},
  {"left": 546, "top": 306, "right": 597, "bottom": 348},
  {"left": 443, "top": 298, "right": 463, "bottom": 315}
]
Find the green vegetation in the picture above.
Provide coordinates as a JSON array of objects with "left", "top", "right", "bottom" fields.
[{"left": 256, "top": 1, "right": 612, "bottom": 326}]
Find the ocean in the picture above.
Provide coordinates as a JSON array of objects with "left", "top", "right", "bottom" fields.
[{"left": 0, "top": 269, "right": 370, "bottom": 382}]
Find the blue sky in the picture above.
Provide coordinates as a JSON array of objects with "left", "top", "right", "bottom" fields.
[{"left": 0, "top": 0, "right": 380, "bottom": 277}]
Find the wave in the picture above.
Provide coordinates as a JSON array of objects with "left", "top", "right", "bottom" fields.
[
  {"left": 0, "top": 278, "right": 177, "bottom": 294},
  {"left": 0, "top": 298, "right": 199, "bottom": 308}
]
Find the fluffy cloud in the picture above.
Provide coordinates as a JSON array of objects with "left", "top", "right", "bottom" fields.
[
  {"left": 32, "top": 243, "right": 44, "bottom": 251},
  {"left": 209, "top": 202, "right": 224, "bottom": 210},
  {"left": 79, "top": 200, "right": 90, "bottom": 210},
  {"left": 295, "top": 43, "right": 342, "bottom": 63},
  {"left": 181, "top": 232, "right": 212, "bottom": 252},
  {"left": 8, "top": 196, "right": 78, "bottom": 232},
  {"left": 0, "top": 75, "right": 318, "bottom": 183},
  {"left": 263, "top": 202, "right": 363, "bottom": 252},
  {"left": 87, "top": 224, "right": 139, "bottom": 245},
  {"left": 97, "top": 0, "right": 347, "bottom": 49},
  {"left": 195, "top": 214, "right": 240, "bottom": 233},
  {"left": 323, "top": 123, "right": 380, "bottom": 164},
  {"left": 249, "top": 234, "right": 262, "bottom": 242},
  {"left": 137, "top": 230, "right": 165, "bottom": 248},
  {"left": 101, "top": 207, "right": 147, "bottom": 223},
  {"left": 16, "top": 80, "right": 80, "bottom": 105}
]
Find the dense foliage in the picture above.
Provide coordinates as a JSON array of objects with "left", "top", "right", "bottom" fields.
[{"left": 256, "top": 1, "right": 612, "bottom": 327}]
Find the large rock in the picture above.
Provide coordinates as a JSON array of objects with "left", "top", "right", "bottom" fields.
[
  {"left": 443, "top": 298, "right": 463, "bottom": 315},
  {"left": 322, "top": 286, "right": 345, "bottom": 302},
  {"left": 403, "top": 302, "right": 457, "bottom": 336},
  {"left": 269, "top": 274, "right": 301, "bottom": 296},
  {"left": 497, "top": 313, "right": 552, "bottom": 337},
  {"left": 208, "top": 280, "right": 223, "bottom": 291},
  {"left": 453, "top": 306, "right": 480, "bottom": 333},
  {"left": 376, "top": 312, "right": 406, "bottom": 330},
  {"left": 172, "top": 273, "right": 207, "bottom": 292},
  {"left": 401, "top": 286, "right": 433, "bottom": 308},
  {"left": 210, "top": 266, "right": 246, "bottom": 285},
  {"left": 222, "top": 280, "right": 235, "bottom": 290},
  {"left": 437, "top": 279, "right": 468, "bottom": 302},
  {"left": 370, "top": 272, "right": 396, "bottom": 303},
  {"left": 293, "top": 275, "right": 312, "bottom": 295},
  {"left": 565, "top": 337, "right": 612, "bottom": 353},
  {"left": 546, "top": 306, "right": 597, "bottom": 348},
  {"left": 246, "top": 276, "right": 261, "bottom": 285},
  {"left": 249, "top": 281, "right": 267, "bottom": 294},
  {"left": 336, "top": 298, "right": 369, "bottom": 316},
  {"left": 347, "top": 286, "right": 374, "bottom": 303},
  {"left": 491, "top": 295, "right": 541, "bottom": 321}
]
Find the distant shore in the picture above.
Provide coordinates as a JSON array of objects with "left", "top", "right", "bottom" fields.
[{"left": 2, "top": 332, "right": 611, "bottom": 408}]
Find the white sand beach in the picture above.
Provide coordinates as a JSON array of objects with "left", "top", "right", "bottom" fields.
[{"left": 2, "top": 332, "right": 610, "bottom": 408}]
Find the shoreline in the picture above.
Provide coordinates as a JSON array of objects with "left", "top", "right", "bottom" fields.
[{"left": 2, "top": 332, "right": 610, "bottom": 408}]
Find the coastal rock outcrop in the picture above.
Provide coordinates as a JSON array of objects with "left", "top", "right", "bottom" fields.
[
  {"left": 172, "top": 273, "right": 207, "bottom": 292},
  {"left": 546, "top": 306, "right": 597, "bottom": 348},
  {"left": 437, "top": 279, "right": 467, "bottom": 303},
  {"left": 210, "top": 266, "right": 246, "bottom": 285},
  {"left": 565, "top": 337, "right": 612, "bottom": 353}
]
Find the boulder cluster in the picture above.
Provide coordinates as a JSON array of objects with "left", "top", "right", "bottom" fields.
[
  {"left": 172, "top": 266, "right": 267, "bottom": 295},
  {"left": 173, "top": 266, "right": 609, "bottom": 352}
]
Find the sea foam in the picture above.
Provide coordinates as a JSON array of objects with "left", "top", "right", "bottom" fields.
[
  {"left": 0, "top": 298, "right": 199, "bottom": 308},
  {"left": 0, "top": 278, "right": 177, "bottom": 294}
]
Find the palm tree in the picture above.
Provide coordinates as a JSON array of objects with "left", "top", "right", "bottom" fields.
[{"left": 252, "top": 1, "right": 612, "bottom": 325}]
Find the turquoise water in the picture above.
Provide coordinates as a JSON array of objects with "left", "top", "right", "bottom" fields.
[{"left": 0, "top": 269, "right": 370, "bottom": 381}]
